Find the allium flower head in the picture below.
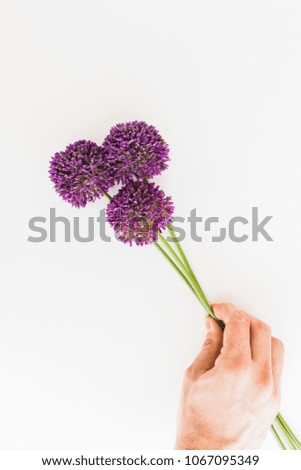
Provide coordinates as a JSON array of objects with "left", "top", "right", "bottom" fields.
[
  {"left": 107, "top": 181, "right": 174, "bottom": 246},
  {"left": 102, "top": 121, "right": 170, "bottom": 183},
  {"left": 49, "top": 140, "right": 113, "bottom": 208}
]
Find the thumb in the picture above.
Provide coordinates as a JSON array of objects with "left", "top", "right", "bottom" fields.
[{"left": 188, "top": 317, "right": 224, "bottom": 378}]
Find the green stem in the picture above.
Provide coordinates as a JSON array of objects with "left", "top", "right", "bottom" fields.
[
  {"left": 278, "top": 413, "right": 301, "bottom": 447},
  {"left": 102, "top": 190, "right": 111, "bottom": 201},
  {"left": 163, "top": 231, "right": 223, "bottom": 327},
  {"left": 158, "top": 235, "right": 214, "bottom": 315},
  {"left": 154, "top": 243, "right": 199, "bottom": 300},
  {"left": 167, "top": 225, "right": 208, "bottom": 300},
  {"left": 155, "top": 241, "right": 219, "bottom": 317},
  {"left": 271, "top": 423, "right": 287, "bottom": 450},
  {"left": 276, "top": 414, "right": 301, "bottom": 449},
  {"left": 275, "top": 416, "right": 298, "bottom": 449},
  {"left": 158, "top": 234, "right": 189, "bottom": 276}
]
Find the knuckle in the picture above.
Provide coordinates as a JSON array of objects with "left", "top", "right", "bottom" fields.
[
  {"left": 184, "top": 363, "right": 197, "bottom": 381},
  {"left": 202, "top": 336, "right": 215, "bottom": 350},
  {"left": 261, "top": 322, "right": 272, "bottom": 335},
  {"left": 253, "top": 319, "right": 271, "bottom": 334},
  {"left": 215, "top": 302, "right": 233, "bottom": 309},
  {"left": 225, "top": 302, "right": 236, "bottom": 310},
  {"left": 272, "top": 337, "right": 285, "bottom": 353},
  {"left": 232, "top": 310, "right": 250, "bottom": 325},
  {"left": 213, "top": 302, "right": 235, "bottom": 314},
  {"left": 184, "top": 365, "right": 193, "bottom": 379},
  {"left": 225, "top": 354, "right": 251, "bottom": 373},
  {"left": 256, "top": 370, "right": 273, "bottom": 392}
]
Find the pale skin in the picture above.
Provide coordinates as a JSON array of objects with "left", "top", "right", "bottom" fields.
[{"left": 176, "top": 303, "right": 285, "bottom": 450}]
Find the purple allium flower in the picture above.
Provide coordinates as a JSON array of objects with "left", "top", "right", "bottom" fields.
[
  {"left": 102, "top": 121, "right": 170, "bottom": 183},
  {"left": 49, "top": 140, "right": 113, "bottom": 208},
  {"left": 107, "top": 181, "right": 174, "bottom": 246}
]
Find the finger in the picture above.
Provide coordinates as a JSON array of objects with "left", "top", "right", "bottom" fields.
[
  {"left": 271, "top": 337, "right": 285, "bottom": 396},
  {"left": 186, "top": 316, "right": 223, "bottom": 378},
  {"left": 212, "top": 303, "right": 251, "bottom": 367},
  {"left": 249, "top": 315, "right": 272, "bottom": 375}
]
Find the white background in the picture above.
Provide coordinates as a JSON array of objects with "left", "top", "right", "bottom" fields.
[{"left": 0, "top": 0, "right": 300, "bottom": 450}]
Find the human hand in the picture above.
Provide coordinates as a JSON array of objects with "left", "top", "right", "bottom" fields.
[{"left": 175, "top": 303, "right": 284, "bottom": 449}]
